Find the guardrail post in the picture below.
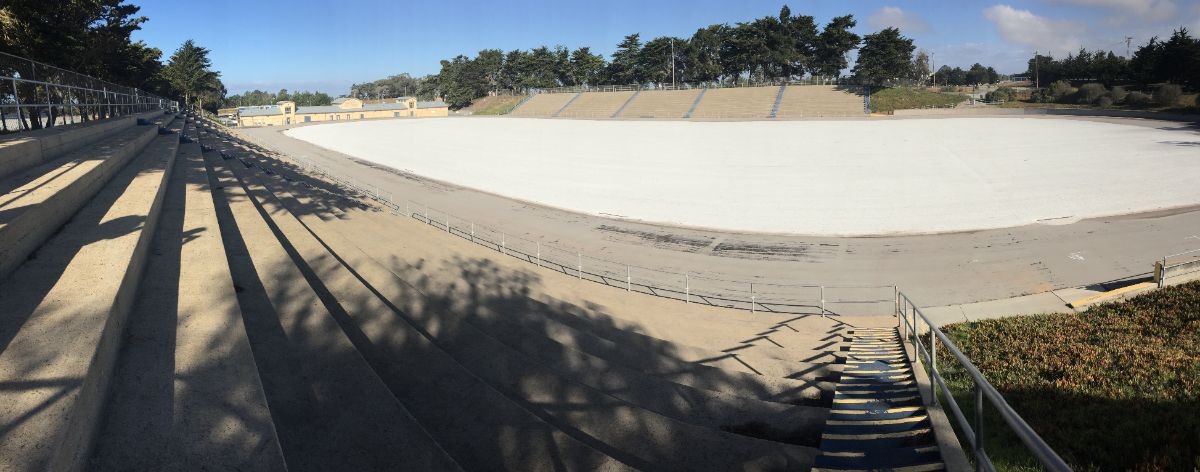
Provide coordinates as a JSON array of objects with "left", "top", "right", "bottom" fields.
[
  {"left": 975, "top": 384, "right": 985, "bottom": 472},
  {"left": 685, "top": 274, "right": 690, "bottom": 304},
  {"left": 577, "top": 253, "right": 582, "bottom": 279},
  {"left": 750, "top": 283, "right": 756, "bottom": 314},
  {"left": 930, "top": 328, "right": 939, "bottom": 406},
  {"left": 626, "top": 266, "right": 631, "bottom": 292},
  {"left": 501, "top": 233, "right": 506, "bottom": 254},
  {"left": 820, "top": 285, "right": 826, "bottom": 318},
  {"left": 894, "top": 286, "right": 900, "bottom": 321},
  {"left": 1159, "top": 256, "right": 1167, "bottom": 288},
  {"left": 536, "top": 242, "right": 541, "bottom": 267}
]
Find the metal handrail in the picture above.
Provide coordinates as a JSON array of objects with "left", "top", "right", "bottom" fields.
[
  {"left": 0, "top": 51, "right": 177, "bottom": 133},
  {"left": 897, "top": 290, "right": 1071, "bottom": 472}
]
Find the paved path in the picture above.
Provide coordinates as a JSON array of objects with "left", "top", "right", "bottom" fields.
[{"left": 241, "top": 116, "right": 1200, "bottom": 308}]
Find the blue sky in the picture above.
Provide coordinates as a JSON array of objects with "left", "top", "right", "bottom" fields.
[{"left": 132, "top": 0, "right": 1200, "bottom": 95}]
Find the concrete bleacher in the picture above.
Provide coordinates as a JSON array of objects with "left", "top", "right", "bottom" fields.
[
  {"left": 0, "top": 105, "right": 947, "bottom": 470},
  {"left": 775, "top": 85, "right": 865, "bottom": 118},
  {"left": 0, "top": 111, "right": 180, "bottom": 469},
  {"left": 689, "top": 86, "right": 781, "bottom": 119},
  {"left": 508, "top": 93, "right": 578, "bottom": 117},
  {"left": 616, "top": 89, "right": 702, "bottom": 119},
  {"left": 555, "top": 90, "right": 635, "bottom": 118}
]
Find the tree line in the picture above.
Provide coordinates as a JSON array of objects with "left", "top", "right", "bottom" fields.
[
  {"left": 932, "top": 63, "right": 1003, "bottom": 86},
  {"left": 422, "top": 6, "right": 937, "bottom": 108},
  {"left": 0, "top": 1, "right": 223, "bottom": 129},
  {"left": 1024, "top": 28, "right": 1199, "bottom": 89},
  {"left": 224, "top": 89, "right": 335, "bottom": 108}
]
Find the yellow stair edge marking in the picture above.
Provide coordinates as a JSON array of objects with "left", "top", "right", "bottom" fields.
[
  {"left": 833, "top": 395, "right": 919, "bottom": 404},
  {"left": 1069, "top": 281, "right": 1156, "bottom": 308},
  {"left": 827, "top": 414, "right": 928, "bottom": 426},
  {"left": 831, "top": 405, "right": 922, "bottom": 415},
  {"left": 816, "top": 463, "right": 945, "bottom": 470},
  {"left": 822, "top": 428, "right": 932, "bottom": 440}
]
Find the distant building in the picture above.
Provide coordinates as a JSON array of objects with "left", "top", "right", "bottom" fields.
[{"left": 236, "top": 96, "right": 449, "bottom": 127}]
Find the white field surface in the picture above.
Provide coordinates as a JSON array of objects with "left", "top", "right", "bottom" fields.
[{"left": 285, "top": 117, "right": 1200, "bottom": 236}]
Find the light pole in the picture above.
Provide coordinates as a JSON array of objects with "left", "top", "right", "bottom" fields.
[
  {"left": 670, "top": 39, "right": 676, "bottom": 88},
  {"left": 1034, "top": 50, "right": 1039, "bottom": 89}
]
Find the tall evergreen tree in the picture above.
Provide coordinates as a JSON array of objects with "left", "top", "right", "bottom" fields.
[
  {"left": 852, "top": 27, "right": 914, "bottom": 84},
  {"left": 813, "top": 15, "right": 861, "bottom": 78},
  {"left": 162, "top": 40, "right": 221, "bottom": 108}
]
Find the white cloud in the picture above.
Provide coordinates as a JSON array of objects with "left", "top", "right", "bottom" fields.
[
  {"left": 867, "top": 7, "right": 932, "bottom": 33},
  {"left": 984, "top": 5, "right": 1086, "bottom": 55},
  {"left": 1049, "top": 0, "right": 1177, "bottom": 22}
]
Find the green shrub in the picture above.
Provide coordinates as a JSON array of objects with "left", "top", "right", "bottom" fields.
[
  {"left": 1097, "top": 96, "right": 1114, "bottom": 107},
  {"left": 1110, "top": 85, "right": 1128, "bottom": 103},
  {"left": 985, "top": 86, "right": 1015, "bottom": 102},
  {"left": 1077, "top": 83, "right": 1107, "bottom": 104},
  {"left": 1125, "top": 91, "right": 1153, "bottom": 107},
  {"left": 1031, "top": 88, "right": 1053, "bottom": 103},
  {"left": 1049, "top": 80, "right": 1074, "bottom": 102},
  {"left": 1154, "top": 84, "right": 1183, "bottom": 107}
]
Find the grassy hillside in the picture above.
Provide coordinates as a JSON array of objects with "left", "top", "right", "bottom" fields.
[
  {"left": 869, "top": 87, "right": 966, "bottom": 112},
  {"left": 464, "top": 95, "right": 526, "bottom": 115},
  {"left": 937, "top": 281, "right": 1200, "bottom": 471}
]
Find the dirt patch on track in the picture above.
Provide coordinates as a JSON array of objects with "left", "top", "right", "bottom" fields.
[{"left": 597, "top": 224, "right": 714, "bottom": 252}]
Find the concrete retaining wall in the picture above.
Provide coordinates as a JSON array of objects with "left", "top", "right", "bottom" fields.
[{"left": 0, "top": 110, "right": 166, "bottom": 180}]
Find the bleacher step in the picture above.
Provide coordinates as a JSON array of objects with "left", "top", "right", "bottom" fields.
[
  {"left": 199, "top": 138, "right": 463, "bottom": 471},
  {"left": 0, "top": 116, "right": 183, "bottom": 470},
  {"left": 0, "top": 110, "right": 166, "bottom": 180},
  {"left": 0, "top": 113, "right": 175, "bottom": 281},
  {"left": 202, "top": 126, "right": 623, "bottom": 471},
  {"left": 87, "top": 119, "right": 287, "bottom": 470}
]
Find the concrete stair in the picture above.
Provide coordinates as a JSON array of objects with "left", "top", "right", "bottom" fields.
[
  {"left": 775, "top": 86, "right": 865, "bottom": 119},
  {"left": 198, "top": 130, "right": 463, "bottom": 470},
  {"left": 812, "top": 328, "right": 945, "bottom": 471},
  {"left": 0, "top": 110, "right": 167, "bottom": 180},
  {"left": 556, "top": 91, "right": 636, "bottom": 119},
  {"left": 87, "top": 117, "right": 287, "bottom": 470},
  {"left": 0, "top": 114, "right": 182, "bottom": 470},
  {"left": 689, "top": 86, "right": 779, "bottom": 119},
  {"left": 0, "top": 112, "right": 174, "bottom": 281},
  {"left": 509, "top": 93, "right": 578, "bottom": 117},
  {"left": 614, "top": 89, "right": 701, "bottom": 119}
]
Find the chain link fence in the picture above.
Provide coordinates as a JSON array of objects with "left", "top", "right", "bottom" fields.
[{"left": 0, "top": 51, "right": 178, "bottom": 134}]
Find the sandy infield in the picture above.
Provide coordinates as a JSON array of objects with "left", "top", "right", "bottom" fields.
[{"left": 285, "top": 117, "right": 1200, "bottom": 235}]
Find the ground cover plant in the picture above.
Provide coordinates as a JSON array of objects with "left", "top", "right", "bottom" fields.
[
  {"left": 936, "top": 281, "right": 1200, "bottom": 471},
  {"left": 869, "top": 87, "right": 965, "bottom": 112}
]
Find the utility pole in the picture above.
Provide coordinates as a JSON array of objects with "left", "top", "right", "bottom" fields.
[
  {"left": 1034, "top": 50, "right": 1039, "bottom": 89},
  {"left": 670, "top": 39, "right": 676, "bottom": 88}
]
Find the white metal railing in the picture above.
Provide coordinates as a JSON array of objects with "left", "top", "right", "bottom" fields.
[
  {"left": 897, "top": 291, "right": 1071, "bottom": 472},
  {"left": 1156, "top": 247, "right": 1200, "bottom": 287},
  {"left": 0, "top": 51, "right": 178, "bottom": 133}
]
